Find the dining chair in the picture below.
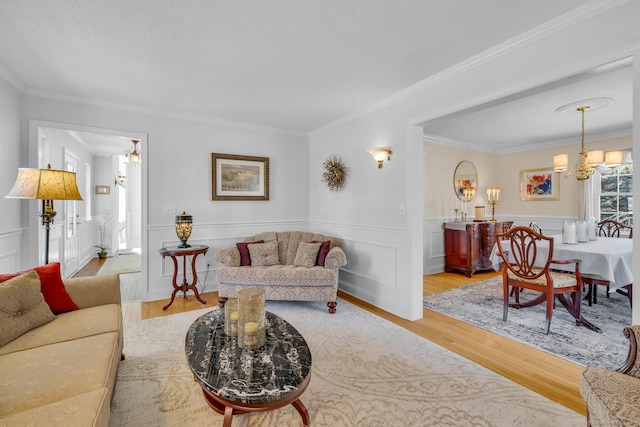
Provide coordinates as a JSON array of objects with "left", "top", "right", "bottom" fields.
[
  {"left": 598, "top": 219, "right": 632, "bottom": 238},
  {"left": 528, "top": 222, "right": 542, "bottom": 234},
  {"left": 583, "top": 219, "right": 633, "bottom": 307},
  {"left": 496, "top": 226, "right": 583, "bottom": 335}
]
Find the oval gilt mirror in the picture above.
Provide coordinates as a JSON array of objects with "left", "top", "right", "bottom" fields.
[{"left": 453, "top": 160, "right": 478, "bottom": 201}]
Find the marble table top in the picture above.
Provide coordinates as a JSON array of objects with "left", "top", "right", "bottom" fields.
[{"left": 185, "top": 309, "right": 312, "bottom": 405}]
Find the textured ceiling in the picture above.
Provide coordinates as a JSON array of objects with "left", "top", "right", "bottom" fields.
[
  {"left": 423, "top": 58, "right": 633, "bottom": 154},
  {"left": 0, "top": 0, "right": 588, "bottom": 136}
]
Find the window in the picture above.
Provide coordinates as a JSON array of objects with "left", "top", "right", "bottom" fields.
[{"left": 599, "top": 154, "right": 632, "bottom": 226}]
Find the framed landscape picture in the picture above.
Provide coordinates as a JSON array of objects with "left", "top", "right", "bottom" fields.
[
  {"left": 520, "top": 168, "right": 559, "bottom": 201},
  {"left": 211, "top": 153, "right": 269, "bottom": 200}
]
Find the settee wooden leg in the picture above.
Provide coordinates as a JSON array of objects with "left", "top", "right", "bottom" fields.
[
  {"left": 327, "top": 301, "right": 337, "bottom": 314},
  {"left": 218, "top": 297, "right": 228, "bottom": 309},
  {"left": 121, "top": 354, "right": 125, "bottom": 361}
]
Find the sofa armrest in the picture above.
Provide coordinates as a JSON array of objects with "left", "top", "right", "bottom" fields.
[
  {"left": 215, "top": 247, "right": 241, "bottom": 267},
  {"left": 63, "top": 274, "right": 121, "bottom": 309},
  {"left": 324, "top": 247, "right": 347, "bottom": 270},
  {"left": 619, "top": 325, "right": 640, "bottom": 377}
]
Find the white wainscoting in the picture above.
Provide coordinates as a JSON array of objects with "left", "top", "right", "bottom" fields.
[
  {"left": 423, "top": 215, "right": 575, "bottom": 276},
  {"left": 310, "top": 220, "right": 408, "bottom": 317},
  {"left": 0, "top": 228, "right": 27, "bottom": 273}
]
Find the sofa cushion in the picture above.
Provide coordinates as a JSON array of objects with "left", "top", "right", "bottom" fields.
[
  {"left": 294, "top": 242, "right": 322, "bottom": 267},
  {"left": 217, "top": 264, "right": 336, "bottom": 287},
  {"left": 236, "top": 240, "right": 264, "bottom": 266},
  {"left": 313, "top": 240, "right": 331, "bottom": 266},
  {"left": 0, "top": 303, "right": 122, "bottom": 356},
  {"left": 0, "top": 262, "right": 78, "bottom": 314},
  {"left": 0, "top": 388, "right": 110, "bottom": 427},
  {"left": 248, "top": 241, "right": 280, "bottom": 266},
  {"left": 0, "top": 332, "right": 120, "bottom": 418},
  {"left": 0, "top": 271, "right": 55, "bottom": 347}
]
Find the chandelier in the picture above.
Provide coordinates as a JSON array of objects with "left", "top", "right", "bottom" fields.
[
  {"left": 123, "top": 139, "right": 141, "bottom": 165},
  {"left": 553, "top": 105, "right": 622, "bottom": 180}
]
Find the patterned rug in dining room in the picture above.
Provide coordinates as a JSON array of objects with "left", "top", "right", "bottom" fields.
[{"left": 423, "top": 276, "right": 632, "bottom": 370}]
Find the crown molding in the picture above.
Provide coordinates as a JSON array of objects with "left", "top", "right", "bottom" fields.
[
  {"left": 23, "top": 87, "right": 307, "bottom": 139},
  {"left": 310, "top": 0, "right": 627, "bottom": 138},
  {"left": 424, "top": 125, "right": 632, "bottom": 155},
  {"left": 0, "top": 60, "right": 26, "bottom": 93}
]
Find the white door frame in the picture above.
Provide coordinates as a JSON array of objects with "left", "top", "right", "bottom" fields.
[{"left": 28, "top": 120, "right": 148, "bottom": 295}]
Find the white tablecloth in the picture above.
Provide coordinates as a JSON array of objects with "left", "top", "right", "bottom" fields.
[{"left": 489, "top": 235, "right": 633, "bottom": 291}]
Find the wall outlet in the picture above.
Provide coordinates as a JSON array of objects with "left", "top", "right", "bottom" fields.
[
  {"left": 206, "top": 259, "right": 212, "bottom": 268},
  {"left": 163, "top": 205, "right": 176, "bottom": 215}
]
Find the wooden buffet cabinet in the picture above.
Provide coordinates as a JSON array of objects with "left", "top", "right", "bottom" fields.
[{"left": 444, "top": 221, "right": 513, "bottom": 277}]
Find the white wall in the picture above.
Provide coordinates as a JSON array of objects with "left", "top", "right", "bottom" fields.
[
  {"left": 0, "top": 72, "right": 23, "bottom": 273},
  {"left": 20, "top": 95, "right": 309, "bottom": 302}
]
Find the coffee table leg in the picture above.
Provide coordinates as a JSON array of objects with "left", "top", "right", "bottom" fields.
[
  {"left": 291, "top": 399, "right": 310, "bottom": 426},
  {"left": 222, "top": 406, "right": 234, "bottom": 427}
]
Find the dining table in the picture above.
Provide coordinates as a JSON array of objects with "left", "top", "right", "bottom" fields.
[{"left": 489, "top": 234, "right": 633, "bottom": 332}]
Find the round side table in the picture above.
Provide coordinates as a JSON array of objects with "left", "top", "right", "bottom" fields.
[{"left": 159, "top": 245, "right": 208, "bottom": 310}]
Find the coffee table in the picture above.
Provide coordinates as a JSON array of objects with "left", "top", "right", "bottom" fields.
[{"left": 185, "top": 310, "right": 312, "bottom": 426}]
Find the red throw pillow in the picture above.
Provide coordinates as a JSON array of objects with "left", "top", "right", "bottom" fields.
[
  {"left": 0, "top": 262, "right": 78, "bottom": 314},
  {"left": 236, "top": 241, "right": 264, "bottom": 266},
  {"left": 312, "top": 240, "right": 331, "bottom": 266}
]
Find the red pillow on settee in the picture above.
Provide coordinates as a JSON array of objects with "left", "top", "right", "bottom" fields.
[{"left": 0, "top": 262, "right": 78, "bottom": 314}]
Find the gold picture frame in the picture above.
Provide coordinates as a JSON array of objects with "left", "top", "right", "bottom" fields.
[
  {"left": 520, "top": 168, "right": 559, "bottom": 201},
  {"left": 211, "top": 153, "right": 269, "bottom": 200}
]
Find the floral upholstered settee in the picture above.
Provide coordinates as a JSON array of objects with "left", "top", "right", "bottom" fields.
[
  {"left": 581, "top": 325, "right": 640, "bottom": 427},
  {"left": 215, "top": 231, "right": 347, "bottom": 313}
]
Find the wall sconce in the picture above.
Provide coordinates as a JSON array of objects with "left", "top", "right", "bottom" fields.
[
  {"left": 115, "top": 175, "right": 126, "bottom": 188},
  {"left": 123, "top": 139, "right": 141, "bottom": 166},
  {"left": 367, "top": 146, "right": 392, "bottom": 168}
]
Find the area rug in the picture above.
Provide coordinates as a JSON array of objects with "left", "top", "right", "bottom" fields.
[
  {"left": 424, "top": 276, "right": 631, "bottom": 370},
  {"left": 118, "top": 272, "right": 142, "bottom": 302},
  {"left": 109, "top": 298, "right": 584, "bottom": 426},
  {"left": 97, "top": 253, "right": 141, "bottom": 276}
]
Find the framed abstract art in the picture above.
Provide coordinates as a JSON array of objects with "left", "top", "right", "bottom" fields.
[{"left": 520, "top": 168, "right": 559, "bottom": 201}]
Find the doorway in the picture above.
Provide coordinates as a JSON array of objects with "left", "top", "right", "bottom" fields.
[{"left": 29, "top": 120, "right": 148, "bottom": 298}]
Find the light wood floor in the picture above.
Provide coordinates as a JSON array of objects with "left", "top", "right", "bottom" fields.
[{"left": 75, "top": 260, "right": 586, "bottom": 415}]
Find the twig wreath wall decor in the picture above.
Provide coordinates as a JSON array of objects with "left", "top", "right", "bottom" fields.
[{"left": 321, "top": 155, "right": 348, "bottom": 191}]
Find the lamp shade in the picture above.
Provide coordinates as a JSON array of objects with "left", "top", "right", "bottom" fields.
[
  {"left": 586, "top": 150, "right": 604, "bottom": 166},
  {"left": 553, "top": 154, "right": 568, "bottom": 171},
  {"left": 6, "top": 167, "right": 83, "bottom": 200},
  {"left": 605, "top": 150, "right": 623, "bottom": 167},
  {"left": 367, "top": 146, "right": 392, "bottom": 168}
]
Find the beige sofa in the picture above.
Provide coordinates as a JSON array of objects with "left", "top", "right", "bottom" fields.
[
  {"left": 581, "top": 325, "right": 640, "bottom": 427},
  {"left": 215, "top": 231, "right": 347, "bottom": 313},
  {"left": 0, "top": 273, "right": 122, "bottom": 427}
]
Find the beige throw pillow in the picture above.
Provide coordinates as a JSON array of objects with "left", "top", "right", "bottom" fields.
[
  {"left": 294, "top": 242, "right": 322, "bottom": 267},
  {"left": 248, "top": 241, "right": 280, "bottom": 266},
  {"left": 0, "top": 270, "right": 55, "bottom": 347}
]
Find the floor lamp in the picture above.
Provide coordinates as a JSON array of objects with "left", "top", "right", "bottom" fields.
[{"left": 5, "top": 165, "right": 83, "bottom": 264}]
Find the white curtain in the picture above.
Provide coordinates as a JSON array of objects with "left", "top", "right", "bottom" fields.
[{"left": 579, "top": 177, "right": 598, "bottom": 221}]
